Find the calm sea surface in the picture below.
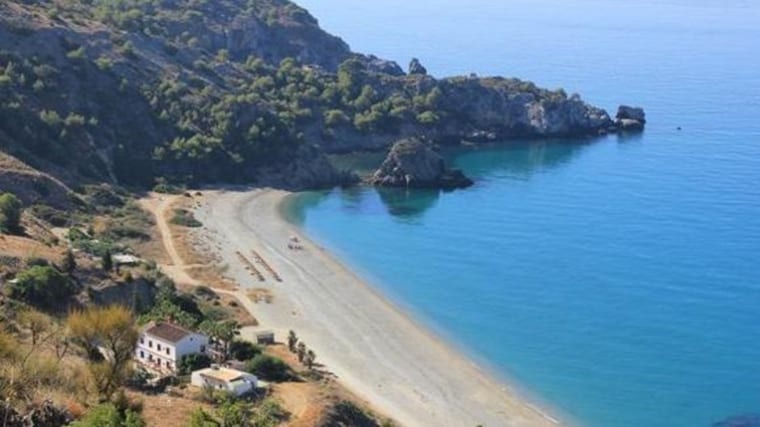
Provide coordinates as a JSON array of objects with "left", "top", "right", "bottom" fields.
[{"left": 285, "top": 1, "right": 760, "bottom": 426}]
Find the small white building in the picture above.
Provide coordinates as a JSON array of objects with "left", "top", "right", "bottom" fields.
[
  {"left": 112, "top": 254, "right": 141, "bottom": 266},
  {"left": 191, "top": 366, "right": 258, "bottom": 396},
  {"left": 134, "top": 322, "right": 209, "bottom": 374}
]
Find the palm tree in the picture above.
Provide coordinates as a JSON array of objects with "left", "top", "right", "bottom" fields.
[
  {"left": 287, "top": 330, "right": 298, "bottom": 352},
  {"left": 304, "top": 350, "right": 316, "bottom": 370},
  {"left": 200, "top": 320, "right": 240, "bottom": 360},
  {"left": 296, "top": 342, "right": 306, "bottom": 363}
]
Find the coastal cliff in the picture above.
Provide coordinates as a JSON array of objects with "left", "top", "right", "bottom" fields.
[{"left": 0, "top": 0, "right": 643, "bottom": 191}]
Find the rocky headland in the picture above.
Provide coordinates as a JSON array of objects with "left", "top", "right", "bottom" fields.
[{"left": 0, "top": 0, "right": 644, "bottom": 193}]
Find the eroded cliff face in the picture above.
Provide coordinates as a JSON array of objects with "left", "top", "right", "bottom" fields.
[{"left": 167, "top": 3, "right": 351, "bottom": 70}]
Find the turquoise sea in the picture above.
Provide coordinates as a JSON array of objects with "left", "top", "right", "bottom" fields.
[{"left": 286, "top": 1, "right": 760, "bottom": 426}]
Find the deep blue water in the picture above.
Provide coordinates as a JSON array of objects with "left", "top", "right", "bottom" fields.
[{"left": 285, "top": 1, "right": 760, "bottom": 426}]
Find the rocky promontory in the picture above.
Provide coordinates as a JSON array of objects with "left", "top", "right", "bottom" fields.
[
  {"left": 369, "top": 138, "right": 473, "bottom": 190},
  {"left": 0, "top": 0, "right": 645, "bottom": 192}
]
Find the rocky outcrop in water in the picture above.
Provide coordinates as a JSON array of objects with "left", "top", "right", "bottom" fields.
[
  {"left": 615, "top": 105, "right": 646, "bottom": 131},
  {"left": 712, "top": 414, "right": 760, "bottom": 427},
  {"left": 369, "top": 138, "right": 473, "bottom": 189}
]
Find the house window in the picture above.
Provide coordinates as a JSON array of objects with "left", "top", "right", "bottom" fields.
[
  {"left": 148, "top": 340, "right": 153, "bottom": 348},
  {"left": 165, "top": 347, "right": 170, "bottom": 355},
  {"left": 148, "top": 354, "right": 153, "bottom": 361},
  {"left": 139, "top": 351, "right": 144, "bottom": 359},
  {"left": 165, "top": 360, "right": 171, "bottom": 368},
  {"left": 157, "top": 343, "right": 162, "bottom": 351},
  {"left": 139, "top": 337, "right": 144, "bottom": 344}
]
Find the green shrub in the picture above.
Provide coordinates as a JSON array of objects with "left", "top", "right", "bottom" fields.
[
  {"left": 67, "top": 227, "right": 89, "bottom": 241},
  {"left": 70, "top": 403, "right": 145, "bottom": 427},
  {"left": 170, "top": 209, "right": 202, "bottom": 228},
  {"left": 416, "top": 110, "right": 440, "bottom": 125},
  {"left": 68, "top": 227, "right": 122, "bottom": 257},
  {"left": 178, "top": 353, "right": 212, "bottom": 375},
  {"left": 244, "top": 354, "right": 291, "bottom": 382},
  {"left": 103, "top": 224, "right": 150, "bottom": 241},
  {"left": 66, "top": 47, "right": 86, "bottom": 60},
  {"left": 251, "top": 398, "right": 288, "bottom": 427},
  {"left": 95, "top": 56, "right": 113, "bottom": 71},
  {"left": 152, "top": 180, "right": 184, "bottom": 195},
  {"left": 117, "top": 41, "right": 136, "bottom": 58},
  {"left": 64, "top": 112, "right": 86, "bottom": 128},
  {"left": 188, "top": 408, "right": 219, "bottom": 427},
  {"left": 324, "top": 109, "right": 350, "bottom": 127},
  {"left": 84, "top": 184, "right": 125, "bottom": 208},
  {"left": 9, "top": 265, "right": 77, "bottom": 309},
  {"left": 193, "top": 286, "right": 217, "bottom": 299},
  {"left": 39, "top": 109, "right": 62, "bottom": 127},
  {"left": 229, "top": 340, "right": 262, "bottom": 361},
  {"left": 0, "top": 192, "right": 22, "bottom": 233},
  {"left": 32, "top": 79, "right": 45, "bottom": 92},
  {"left": 26, "top": 257, "right": 50, "bottom": 267}
]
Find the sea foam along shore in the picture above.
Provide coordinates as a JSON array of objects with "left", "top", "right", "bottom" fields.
[{"left": 193, "top": 188, "right": 560, "bottom": 427}]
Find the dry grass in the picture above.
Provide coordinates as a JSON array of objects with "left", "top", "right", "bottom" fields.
[
  {"left": 130, "top": 235, "right": 172, "bottom": 266},
  {"left": 274, "top": 382, "right": 329, "bottom": 427},
  {"left": 264, "top": 344, "right": 388, "bottom": 427},
  {"left": 0, "top": 151, "right": 35, "bottom": 172},
  {"left": 0, "top": 234, "right": 62, "bottom": 263},
  {"left": 218, "top": 293, "right": 258, "bottom": 327},
  {"left": 169, "top": 197, "right": 210, "bottom": 266},
  {"left": 129, "top": 388, "right": 212, "bottom": 427},
  {"left": 164, "top": 196, "right": 239, "bottom": 290},
  {"left": 185, "top": 264, "right": 237, "bottom": 290},
  {"left": 172, "top": 227, "right": 209, "bottom": 266},
  {"left": 0, "top": 313, "right": 93, "bottom": 416},
  {"left": 248, "top": 288, "right": 274, "bottom": 304}
]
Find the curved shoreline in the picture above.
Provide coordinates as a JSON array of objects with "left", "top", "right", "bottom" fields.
[{"left": 194, "top": 188, "right": 561, "bottom": 427}]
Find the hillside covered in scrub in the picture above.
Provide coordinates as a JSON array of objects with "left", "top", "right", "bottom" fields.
[{"left": 0, "top": 0, "right": 631, "bottom": 192}]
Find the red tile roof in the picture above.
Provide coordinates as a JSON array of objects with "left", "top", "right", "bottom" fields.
[{"left": 144, "top": 322, "right": 193, "bottom": 343}]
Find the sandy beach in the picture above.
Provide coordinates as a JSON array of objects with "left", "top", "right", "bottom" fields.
[{"left": 191, "top": 188, "right": 559, "bottom": 427}]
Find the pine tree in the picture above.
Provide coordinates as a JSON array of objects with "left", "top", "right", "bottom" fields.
[
  {"left": 102, "top": 249, "right": 113, "bottom": 272},
  {"left": 61, "top": 248, "right": 76, "bottom": 273}
]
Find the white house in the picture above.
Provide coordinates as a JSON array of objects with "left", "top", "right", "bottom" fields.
[
  {"left": 191, "top": 366, "right": 258, "bottom": 396},
  {"left": 134, "top": 322, "right": 209, "bottom": 374}
]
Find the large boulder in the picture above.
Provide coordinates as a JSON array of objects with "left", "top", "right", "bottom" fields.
[
  {"left": 615, "top": 105, "right": 646, "bottom": 131},
  {"left": 357, "top": 54, "right": 405, "bottom": 76},
  {"left": 369, "top": 138, "right": 473, "bottom": 190},
  {"left": 408, "top": 58, "right": 428, "bottom": 75}
]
